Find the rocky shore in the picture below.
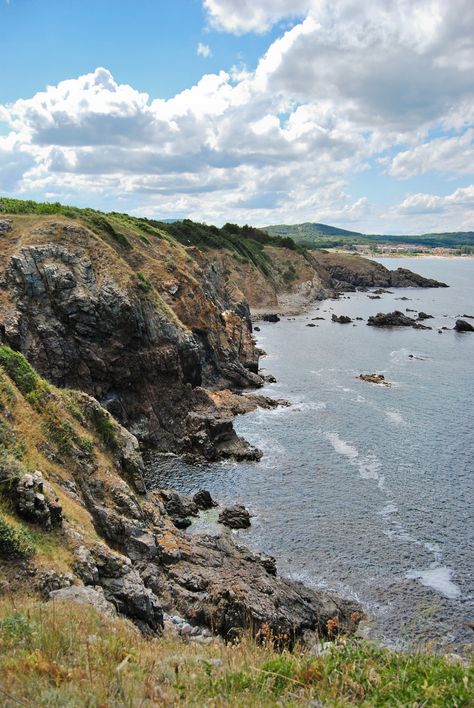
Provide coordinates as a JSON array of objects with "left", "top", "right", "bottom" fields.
[{"left": 0, "top": 208, "right": 450, "bottom": 651}]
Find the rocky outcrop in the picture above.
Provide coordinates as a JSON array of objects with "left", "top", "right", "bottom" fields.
[
  {"left": 218, "top": 505, "right": 252, "bottom": 529},
  {"left": 454, "top": 319, "right": 474, "bottom": 332},
  {"left": 209, "top": 389, "right": 289, "bottom": 417},
  {"left": 331, "top": 314, "right": 352, "bottom": 324},
  {"left": 312, "top": 252, "right": 447, "bottom": 291},
  {"left": 0, "top": 219, "right": 12, "bottom": 235},
  {"left": 0, "top": 224, "right": 262, "bottom": 462},
  {"left": 367, "top": 311, "right": 417, "bottom": 327}
]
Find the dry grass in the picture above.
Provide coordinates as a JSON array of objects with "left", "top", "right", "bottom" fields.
[{"left": 0, "top": 597, "right": 472, "bottom": 707}]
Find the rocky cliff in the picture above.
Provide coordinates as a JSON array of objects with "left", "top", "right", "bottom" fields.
[
  {"left": 0, "top": 346, "right": 361, "bottom": 643},
  {"left": 0, "top": 205, "right": 446, "bottom": 463},
  {"left": 0, "top": 216, "right": 261, "bottom": 462}
]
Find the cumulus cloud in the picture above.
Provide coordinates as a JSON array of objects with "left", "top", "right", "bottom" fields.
[
  {"left": 398, "top": 184, "right": 474, "bottom": 215},
  {"left": 388, "top": 130, "right": 474, "bottom": 178},
  {"left": 203, "top": 0, "right": 311, "bottom": 34},
  {"left": 0, "top": 0, "right": 473, "bottom": 230},
  {"left": 197, "top": 42, "right": 212, "bottom": 58}
]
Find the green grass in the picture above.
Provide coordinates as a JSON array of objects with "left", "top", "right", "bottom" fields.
[
  {"left": 0, "top": 599, "right": 471, "bottom": 706},
  {"left": 0, "top": 198, "right": 305, "bottom": 276},
  {"left": 90, "top": 407, "right": 117, "bottom": 449},
  {"left": 0, "top": 346, "right": 40, "bottom": 396},
  {"left": 0, "top": 514, "right": 36, "bottom": 559}
]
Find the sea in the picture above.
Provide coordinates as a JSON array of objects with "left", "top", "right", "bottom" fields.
[{"left": 145, "top": 257, "right": 474, "bottom": 650}]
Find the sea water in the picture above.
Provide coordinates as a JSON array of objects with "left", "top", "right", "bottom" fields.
[{"left": 145, "top": 258, "right": 474, "bottom": 649}]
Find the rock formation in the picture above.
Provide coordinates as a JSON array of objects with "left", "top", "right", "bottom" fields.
[{"left": 454, "top": 319, "right": 474, "bottom": 332}]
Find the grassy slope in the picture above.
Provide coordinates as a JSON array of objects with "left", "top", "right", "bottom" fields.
[
  {"left": 0, "top": 197, "right": 301, "bottom": 278},
  {"left": 265, "top": 222, "right": 474, "bottom": 250},
  {"left": 0, "top": 598, "right": 472, "bottom": 707}
]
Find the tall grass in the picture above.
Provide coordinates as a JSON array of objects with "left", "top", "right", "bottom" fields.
[{"left": 0, "top": 597, "right": 471, "bottom": 706}]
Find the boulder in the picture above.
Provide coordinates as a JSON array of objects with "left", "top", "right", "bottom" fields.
[
  {"left": 367, "top": 311, "right": 415, "bottom": 327},
  {"left": 193, "top": 489, "right": 217, "bottom": 510},
  {"left": 49, "top": 585, "right": 117, "bottom": 619},
  {"left": 0, "top": 219, "right": 13, "bottom": 235},
  {"left": 454, "top": 319, "right": 474, "bottom": 332},
  {"left": 331, "top": 314, "right": 352, "bottom": 324},
  {"left": 218, "top": 505, "right": 251, "bottom": 529},
  {"left": 13, "top": 471, "right": 62, "bottom": 530},
  {"left": 417, "top": 312, "right": 433, "bottom": 320},
  {"left": 262, "top": 314, "right": 280, "bottom": 323}
]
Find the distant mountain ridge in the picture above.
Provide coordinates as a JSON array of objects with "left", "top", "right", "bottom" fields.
[{"left": 264, "top": 222, "right": 474, "bottom": 250}]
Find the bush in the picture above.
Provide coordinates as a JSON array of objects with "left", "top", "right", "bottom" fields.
[
  {"left": 0, "top": 515, "right": 36, "bottom": 559},
  {"left": 91, "top": 408, "right": 117, "bottom": 449},
  {"left": 0, "top": 347, "right": 39, "bottom": 395}
]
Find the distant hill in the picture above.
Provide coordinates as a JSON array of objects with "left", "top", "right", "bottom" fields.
[{"left": 264, "top": 222, "right": 474, "bottom": 250}]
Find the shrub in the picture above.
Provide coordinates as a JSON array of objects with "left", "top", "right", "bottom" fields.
[
  {"left": 0, "top": 515, "right": 36, "bottom": 559},
  {"left": 91, "top": 408, "right": 117, "bottom": 449},
  {"left": 136, "top": 271, "right": 152, "bottom": 291},
  {"left": 0, "top": 347, "right": 39, "bottom": 395}
]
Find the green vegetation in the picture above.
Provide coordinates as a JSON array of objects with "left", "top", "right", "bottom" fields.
[
  {"left": 265, "top": 221, "right": 474, "bottom": 250},
  {"left": 0, "top": 515, "right": 36, "bottom": 559},
  {"left": 0, "top": 197, "right": 303, "bottom": 277},
  {"left": 135, "top": 270, "right": 153, "bottom": 291},
  {"left": 90, "top": 407, "right": 117, "bottom": 449},
  {"left": 0, "top": 599, "right": 471, "bottom": 706},
  {"left": 0, "top": 346, "right": 40, "bottom": 396}
]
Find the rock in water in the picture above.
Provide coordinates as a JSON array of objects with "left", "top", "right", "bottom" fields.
[
  {"left": 358, "top": 374, "right": 391, "bottom": 386},
  {"left": 367, "top": 311, "right": 416, "bottom": 327},
  {"left": 417, "top": 312, "right": 433, "bottom": 320},
  {"left": 193, "top": 489, "right": 217, "bottom": 510},
  {"left": 218, "top": 505, "right": 251, "bottom": 529},
  {"left": 454, "top": 319, "right": 474, "bottom": 332},
  {"left": 331, "top": 314, "right": 352, "bottom": 324},
  {"left": 262, "top": 313, "right": 280, "bottom": 322}
]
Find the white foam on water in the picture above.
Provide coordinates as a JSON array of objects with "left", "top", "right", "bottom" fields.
[
  {"left": 379, "top": 502, "right": 398, "bottom": 517},
  {"left": 324, "top": 432, "right": 383, "bottom": 483},
  {"left": 406, "top": 566, "right": 461, "bottom": 600},
  {"left": 424, "top": 542, "right": 443, "bottom": 563},
  {"left": 385, "top": 410, "right": 405, "bottom": 425},
  {"left": 324, "top": 432, "right": 359, "bottom": 460},
  {"left": 357, "top": 453, "right": 382, "bottom": 481}
]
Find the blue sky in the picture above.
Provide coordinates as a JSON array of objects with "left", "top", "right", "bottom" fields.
[{"left": 0, "top": 0, "right": 473, "bottom": 233}]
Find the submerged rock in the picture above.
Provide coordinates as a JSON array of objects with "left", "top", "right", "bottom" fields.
[{"left": 358, "top": 374, "right": 391, "bottom": 387}]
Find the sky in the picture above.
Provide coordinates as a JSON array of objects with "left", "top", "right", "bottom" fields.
[{"left": 0, "top": 0, "right": 473, "bottom": 233}]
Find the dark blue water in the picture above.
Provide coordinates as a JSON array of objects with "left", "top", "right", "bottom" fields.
[{"left": 146, "top": 258, "right": 474, "bottom": 649}]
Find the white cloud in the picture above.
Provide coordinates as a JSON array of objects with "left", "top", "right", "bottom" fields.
[
  {"left": 197, "top": 42, "right": 212, "bottom": 58},
  {"left": 398, "top": 184, "right": 474, "bottom": 215},
  {"left": 203, "top": 0, "right": 310, "bottom": 34},
  {"left": 389, "top": 130, "right": 474, "bottom": 178},
  {"left": 0, "top": 0, "right": 473, "bottom": 231}
]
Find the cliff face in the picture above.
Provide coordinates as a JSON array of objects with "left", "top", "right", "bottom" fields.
[
  {"left": 0, "top": 347, "right": 360, "bottom": 641},
  {"left": 0, "top": 209, "right": 446, "bottom": 465},
  {"left": 0, "top": 217, "right": 260, "bottom": 461}
]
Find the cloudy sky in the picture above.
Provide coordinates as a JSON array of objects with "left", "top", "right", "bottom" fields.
[{"left": 1, "top": 0, "right": 473, "bottom": 233}]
